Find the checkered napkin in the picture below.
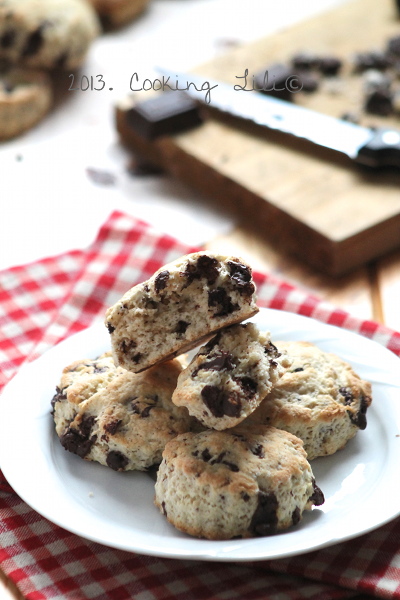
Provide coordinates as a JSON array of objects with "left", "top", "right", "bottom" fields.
[{"left": 0, "top": 210, "right": 399, "bottom": 600}]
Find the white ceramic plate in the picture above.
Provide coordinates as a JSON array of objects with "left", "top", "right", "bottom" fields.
[{"left": 1, "top": 308, "right": 399, "bottom": 561}]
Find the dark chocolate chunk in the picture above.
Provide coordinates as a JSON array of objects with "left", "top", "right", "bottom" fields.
[
  {"left": 192, "top": 351, "right": 235, "bottom": 376},
  {"left": 291, "top": 52, "right": 320, "bottom": 71},
  {"left": 175, "top": 320, "right": 189, "bottom": 334},
  {"left": 227, "top": 261, "right": 255, "bottom": 296},
  {"left": 185, "top": 255, "right": 219, "bottom": 285},
  {"left": 339, "top": 387, "right": 354, "bottom": 405},
  {"left": 353, "top": 51, "right": 391, "bottom": 72},
  {"left": 292, "top": 367, "right": 304, "bottom": 372},
  {"left": 349, "top": 395, "right": 370, "bottom": 430},
  {"left": 0, "top": 29, "right": 15, "bottom": 48},
  {"left": 251, "top": 443, "right": 265, "bottom": 458},
  {"left": 51, "top": 386, "right": 67, "bottom": 412},
  {"left": 235, "top": 376, "right": 257, "bottom": 398},
  {"left": 297, "top": 71, "right": 320, "bottom": 93},
  {"left": 86, "top": 168, "right": 116, "bottom": 186},
  {"left": 60, "top": 416, "right": 97, "bottom": 459},
  {"left": 201, "top": 385, "right": 242, "bottom": 418},
  {"left": 364, "top": 89, "right": 393, "bottom": 116},
  {"left": 106, "top": 450, "right": 129, "bottom": 471},
  {"left": 161, "top": 501, "right": 167, "bottom": 516},
  {"left": 154, "top": 270, "right": 170, "bottom": 293},
  {"left": 208, "top": 288, "right": 238, "bottom": 317},
  {"left": 318, "top": 57, "right": 342, "bottom": 76},
  {"left": 126, "top": 92, "right": 203, "bottom": 141},
  {"left": 292, "top": 506, "right": 301, "bottom": 526},
  {"left": 106, "top": 322, "right": 115, "bottom": 334},
  {"left": 120, "top": 340, "right": 141, "bottom": 364},
  {"left": 309, "top": 478, "right": 325, "bottom": 506},
  {"left": 201, "top": 448, "right": 212, "bottom": 462},
  {"left": 254, "top": 63, "right": 294, "bottom": 100},
  {"left": 131, "top": 353, "right": 142, "bottom": 364},
  {"left": 241, "top": 492, "right": 250, "bottom": 502},
  {"left": 264, "top": 341, "right": 280, "bottom": 358},
  {"left": 22, "top": 26, "right": 45, "bottom": 57},
  {"left": 387, "top": 35, "right": 400, "bottom": 57},
  {"left": 141, "top": 403, "right": 156, "bottom": 418},
  {"left": 250, "top": 491, "right": 279, "bottom": 536},
  {"left": 104, "top": 419, "right": 122, "bottom": 435}
]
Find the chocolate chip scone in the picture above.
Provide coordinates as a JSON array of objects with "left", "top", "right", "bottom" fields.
[
  {"left": 172, "top": 323, "right": 291, "bottom": 430},
  {"left": 88, "top": 0, "right": 150, "bottom": 28},
  {"left": 0, "top": 0, "right": 100, "bottom": 70},
  {"left": 52, "top": 352, "right": 193, "bottom": 471},
  {"left": 105, "top": 252, "right": 259, "bottom": 373},
  {"left": 154, "top": 426, "right": 324, "bottom": 539},
  {"left": 0, "top": 67, "right": 52, "bottom": 138},
  {"left": 245, "top": 341, "right": 372, "bottom": 460}
]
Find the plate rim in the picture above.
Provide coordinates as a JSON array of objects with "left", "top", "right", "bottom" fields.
[{"left": 1, "top": 308, "right": 400, "bottom": 562}]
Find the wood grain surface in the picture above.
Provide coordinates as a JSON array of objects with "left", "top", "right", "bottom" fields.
[{"left": 117, "top": 0, "right": 400, "bottom": 276}]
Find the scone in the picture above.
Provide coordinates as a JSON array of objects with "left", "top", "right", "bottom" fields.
[
  {"left": 88, "top": 0, "right": 150, "bottom": 28},
  {"left": 0, "top": 67, "right": 52, "bottom": 139},
  {"left": 154, "top": 426, "right": 324, "bottom": 539},
  {"left": 52, "top": 352, "right": 193, "bottom": 471},
  {"left": 172, "top": 323, "right": 290, "bottom": 430},
  {"left": 105, "top": 252, "right": 259, "bottom": 373},
  {"left": 245, "top": 341, "right": 372, "bottom": 460},
  {"left": 0, "top": 0, "right": 100, "bottom": 70}
]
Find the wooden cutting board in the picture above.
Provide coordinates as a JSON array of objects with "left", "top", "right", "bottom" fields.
[{"left": 116, "top": 0, "right": 400, "bottom": 276}]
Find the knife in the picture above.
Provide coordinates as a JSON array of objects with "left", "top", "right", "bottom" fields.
[{"left": 156, "top": 68, "right": 400, "bottom": 169}]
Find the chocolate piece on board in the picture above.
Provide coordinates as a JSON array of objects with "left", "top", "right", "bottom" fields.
[
  {"left": 126, "top": 92, "right": 203, "bottom": 140},
  {"left": 254, "top": 63, "right": 294, "bottom": 100}
]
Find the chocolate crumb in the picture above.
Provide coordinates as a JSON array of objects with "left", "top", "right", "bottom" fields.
[
  {"left": 154, "top": 270, "right": 170, "bottom": 293},
  {"left": 201, "top": 385, "right": 242, "bottom": 418}
]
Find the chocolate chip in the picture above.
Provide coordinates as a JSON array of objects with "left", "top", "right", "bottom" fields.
[
  {"left": 291, "top": 52, "right": 319, "bottom": 70},
  {"left": 141, "top": 404, "right": 156, "bottom": 418},
  {"left": 208, "top": 288, "right": 238, "bottom": 317},
  {"left": 106, "top": 323, "right": 115, "bottom": 334},
  {"left": 251, "top": 444, "right": 264, "bottom": 458},
  {"left": 365, "top": 89, "right": 393, "bottom": 116},
  {"left": 201, "top": 333, "right": 221, "bottom": 354},
  {"left": 292, "top": 506, "right": 301, "bottom": 525},
  {"left": 354, "top": 51, "right": 391, "bottom": 72},
  {"left": 254, "top": 63, "right": 294, "bottom": 100},
  {"left": 60, "top": 416, "right": 97, "bottom": 459},
  {"left": 264, "top": 342, "right": 281, "bottom": 358},
  {"left": 192, "top": 351, "right": 235, "bottom": 376},
  {"left": 297, "top": 71, "right": 320, "bottom": 93},
  {"left": 175, "top": 320, "right": 189, "bottom": 335},
  {"left": 126, "top": 92, "right": 203, "bottom": 141},
  {"left": 250, "top": 491, "right": 279, "bottom": 536},
  {"left": 201, "top": 385, "right": 241, "bottom": 418},
  {"left": 199, "top": 449, "right": 211, "bottom": 462},
  {"left": 106, "top": 450, "right": 129, "bottom": 471},
  {"left": 339, "top": 387, "right": 353, "bottom": 405},
  {"left": 309, "top": 478, "right": 324, "bottom": 506},
  {"left": 51, "top": 386, "right": 67, "bottom": 412},
  {"left": 241, "top": 492, "right": 250, "bottom": 502},
  {"left": 154, "top": 270, "right": 170, "bottom": 293},
  {"left": 104, "top": 419, "right": 122, "bottom": 435},
  {"left": 185, "top": 255, "right": 220, "bottom": 285},
  {"left": 120, "top": 340, "right": 141, "bottom": 363},
  {"left": 227, "top": 261, "right": 255, "bottom": 296},
  {"left": 0, "top": 29, "right": 15, "bottom": 48},
  {"left": 221, "top": 461, "right": 239, "bottom": 472},
  {"left": 318, "top": 57, "right": 342, "bottom": 76},
  {"left": 349, "top": 395, "right": 370, "bottom": 430},
  {"left": 161, "top": 501, "right": 167, "bottom": 516},
  {"left": 22, "top": 26, "right": 45, "bottom": 57},
  {"left": 235, "top": 376, "right": 257, "bottom": 398}
]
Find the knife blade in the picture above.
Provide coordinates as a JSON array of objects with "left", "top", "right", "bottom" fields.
[{"left": 156, "top": 68, "right": 400, "bottom": 169}]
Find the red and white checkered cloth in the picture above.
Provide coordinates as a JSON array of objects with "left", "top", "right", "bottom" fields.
[{"left": 0, "top": 210, "right": 399, "bottom": 600}]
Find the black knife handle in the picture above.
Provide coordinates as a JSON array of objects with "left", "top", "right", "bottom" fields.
[{"left": 356, "top": 129, "right": 400, "bottom": 168}]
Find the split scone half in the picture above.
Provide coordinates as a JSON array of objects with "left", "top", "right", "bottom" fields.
[
  {"left": 155, "top": 425, "right": 324, "bottom": 539},
  {"left": 172, "top": 323, "right": 291, "bottom": 430},
  {"left": 105, "top": 252, "right": 259, "bottom": 373},
  {"left": 52, "top": 352, "right": 193, "bottom": 471},
  {"left": 245, "top": 341, "right": 372, "bottom": 460}
]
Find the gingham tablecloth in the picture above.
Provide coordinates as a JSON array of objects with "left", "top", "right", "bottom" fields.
[{"left": 0, "top": 211, "right": 399, "bottom": 600}]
